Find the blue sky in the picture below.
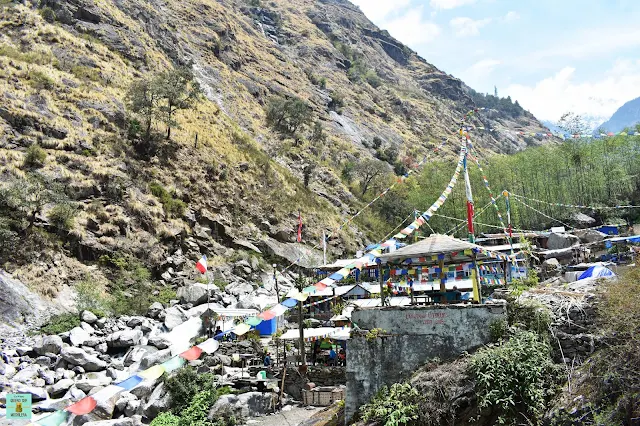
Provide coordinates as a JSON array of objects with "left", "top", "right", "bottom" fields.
[{"left": 349, "top": 0, "right": 640, "bottom": 125}]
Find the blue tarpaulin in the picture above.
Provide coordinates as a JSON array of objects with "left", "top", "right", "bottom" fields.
[
  {"left": 578, "top": 265, "right": 616, "bottom": 280},
  {"left": 598, "top": 225, "right": 620, "bottom": 235}
]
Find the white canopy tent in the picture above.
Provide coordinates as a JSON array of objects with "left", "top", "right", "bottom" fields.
[{"left": 279, "top": 327, "right": 351, "bottom": 341}]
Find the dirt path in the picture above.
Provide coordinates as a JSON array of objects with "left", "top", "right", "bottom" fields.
[{"left": 244, "top": 406, "right": 324, "bottom": 426}]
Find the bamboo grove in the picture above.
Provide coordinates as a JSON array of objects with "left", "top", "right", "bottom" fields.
[{"left": 363, "top": 135, "right": 640, "bottom": 238}]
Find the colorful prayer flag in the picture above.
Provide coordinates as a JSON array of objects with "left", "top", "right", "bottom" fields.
[{"left": 196, "top": 255, "right": 207, "bottom": 274}]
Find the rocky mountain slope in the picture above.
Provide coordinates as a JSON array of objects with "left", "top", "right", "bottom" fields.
[
  {"left": 597, "top": 96, "right": 640, "bottom": 133},
  {"left": 0, "top": 0, "right": 550, "bottom": 309}
]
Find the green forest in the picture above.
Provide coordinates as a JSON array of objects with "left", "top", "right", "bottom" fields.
[{"left": 362, "top": 135, "right": 640, "bottom": 239}]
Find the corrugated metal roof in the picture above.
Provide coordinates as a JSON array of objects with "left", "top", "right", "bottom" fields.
[{"left": 378, "top": 234, "right": 488, "bottom": 263}]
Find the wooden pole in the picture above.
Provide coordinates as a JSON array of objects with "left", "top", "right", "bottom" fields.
[
  {"left": 279, "top": 366, "right": 287, "bottom": 409},
  {"left": 297, "top": 274, "right": 306, "bottom": 368},
  {"left": 439, "top": 256, "right": 446, "bottom": 293},
  {"left": 471, "top": 252, "right": 482, "bottom": 303},
  {"left": 503, "top": 259, "right": 508, "bottom": 284},
  {"left": 298, "top": 300, "right": 305, "bottom": 366},
  {"left": 378, "top": 264, "right": 385, "bottom": 307}
]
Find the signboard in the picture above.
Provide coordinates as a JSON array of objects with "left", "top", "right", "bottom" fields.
[{"left": 5, "top": 393, "right": 32, "bottom": 420}]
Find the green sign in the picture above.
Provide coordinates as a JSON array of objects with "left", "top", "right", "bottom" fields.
[{"left": 5, "top": 393, "right": 32, "bottom": 420}]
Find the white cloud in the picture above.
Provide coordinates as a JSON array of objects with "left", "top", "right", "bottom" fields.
[
  {"left": 449, "top": 17, "right": 491, "bottom": 37},
  {"left": 528, "top": 27, "right": 640, "bottom": 62},
  {"left": 505, "top": 61, "right": 640, "bottom": 123},
  {"left": 430, "top": 0, "right": 476, "bottom": 10},
  {"left": 503, "top": 11, "right": 520, "bottom": 22},
  {"left": 468, "top": 59, "right": 501, "bottom": 74},
  {"left": 349, "top": 0, "right": 411, "bottom": 23},
  {"left": 383, "top": 7, "right": 441, "bottom": 47}
]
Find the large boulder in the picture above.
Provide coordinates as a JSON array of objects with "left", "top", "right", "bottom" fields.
[
  {"left": 547, "top": 232, "right": 581, "bottom": 250},
  {"left": 73, "top": 387, "right": 119, "bottom": 425},
  {"left": 177, "top": 283, "right": 214, "bottom": 305},
  {"left": 576, "top": 229, "right": 607, "bottom": 244},
  {"left": 260, "top": 237, "right": 323, "bottom": 268},
  {"left": 48, "top": 378, "right": 75, "bottom": 397},
  {"left": 570, "top": 212, "right": 596, "bottom": 227},
  {"left": 107, "top": 329, "right": 143, "bottom": 348},
  {"left": 34, "top": 335, "right": 64, "bottom": 355},
  {"left": 147, "top": 335, "right": 171, "bottom": 350},
  {"left": 81, "top": 311, "right": 99, "bottom": 324},
  {"left": 225, "top": 281, "right": 253, "bottom": 297},
  {"left": 75, "top": 371, "right": 112, "bottom": 393},
  {"left": 208, "top": 392, "right": 275, "bottom": 419},
  {"left": 147, "top": 302, "right": 164, "bottom": 319},
  {"left": 163, "top": 306, "right": 187, "bottom": 330},
  {"left": 60, "top": 347, "right": 108, "bottom": 371},
  {"left": 542, "top": 258, "right": 562, "bottom": 276},
  {"left": 142, "top": 383, "right": 172, "bottom": 418},
  {"left": 14, "top": 385, "right": 48, "bottom": 401},
  {"left": 12, "top": 364, "right": 41, "bottom": 384},
  {"left": 0, "top": 270, "right": 58, "bottom": 328},
  {"left": 140, "top": 349, "right": 172, "bottom": 370},
  {"left": 123, "top": 346, "right": 157, "bottom": 368},
  {"left": 70, "top": 326, "right": 91, "bottom": 347}
]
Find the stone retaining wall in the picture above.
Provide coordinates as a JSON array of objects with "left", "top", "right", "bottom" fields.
[{"left": 345, "top": 304, "right": 506, "bottom": 421}]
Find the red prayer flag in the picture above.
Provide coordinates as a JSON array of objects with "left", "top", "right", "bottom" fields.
[
  {"left": 66, "top": 396, "right": 97, "bottom": 415},
  {"left": 297, "top": 212, "right": 303, "bottom": 243},
  {"left": 258, "top": 311, "right": 276, "bottom": 320},
  {"left": 314, "top": 282, "right": 327, "bottom": 291},
  {"left": 179, "top": 346, "right": 203, "bottom": 361}
]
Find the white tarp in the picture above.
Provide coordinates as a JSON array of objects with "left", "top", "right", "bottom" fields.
[{"left": 279, "top": 327, "right": 351, "bottom": 341}]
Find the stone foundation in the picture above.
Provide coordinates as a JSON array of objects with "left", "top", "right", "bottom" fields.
[{"left": 345, "top": 304, "right": 506, "bottom": 421}]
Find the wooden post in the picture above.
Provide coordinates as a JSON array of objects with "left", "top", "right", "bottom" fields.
[
  {"left": 471, "top": 252, "right": 482, "bottom": 303},
  {"left": 194, "top": 133, "right": 198, "bottom": 148},
  {"left": 503, "top": 259, "right": 508, "bottom": 284},
  {"left": 298, "top": 300, "right": 306, "bottom": 367},
  {"left": 378, "top": 264, "right": 385, "bottom": 306},
  {"left": 439, "top": 256, "right": 446, "bottom": 293}
]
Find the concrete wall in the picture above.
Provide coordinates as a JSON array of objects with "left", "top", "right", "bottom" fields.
[{"left": 346, "top": 304, "right": 506, "bottom": 421}]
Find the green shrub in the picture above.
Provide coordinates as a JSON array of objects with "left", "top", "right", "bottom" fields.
[
  {"left": 588, "top": 266, "right": 640, "bottom": 423},
  {"left": 150, "top": 412, "right": 180, "bottom": 426},
  {"left": 75, "top": 278, "right": 110, "bottom": 316},
  {"left": 40, "top": 6, "right": 56, "bottom": 23},
  {"left": 365, "top": 70, "right": 382, "bottom": 88},
  {"left": 48, "top": 202, "right": 77, "bottom": 230},
  {"left": 165, "top": 368, "right": 215, "bottom": 413},
  {"left": 328, "top": 91, "right": 345, "bottom": 112},
  {"left": 24, "top": 144, "right": 47, "bottom": 168},
  {"left": 39, "top": 313, "right": 80, "bottom": 334},
  {"left": 178, "top": 390, "right": 215, "bottom": 426},
  {"left": 488, "top": 318, "right": 508, "bottom": 342},
  {"left": 156, "top": 287, "right": 177, "bottom": 305},
  {"left": 0, "top": 44, "right": 54, "bottom": 65},
  {"left": 360, "top": 382, "right": 423, "bottom": 426},
  {"left": 507, "top": 299, "right": 553, "bottom": 339},
  {"left": 470, "top": 330, "right": 562, "bottom": 425},
  {"left": 97, "top": 252, "right": 155, "bottom": 316},
  {"left": 365, "top": 328, "right": 386, "bottom": 341},
  {"left": 149, "top": 182, "right": 186, "bottom": 218},
  {"left": 27, "top": 70, "right": 55, "bottom": 90},
  {"left": 265, "top": 96, "right": 313, "bottom": 136},
  {"left": 509, "top": 269, "right": 539, "bottom": 296},
  {"left": 70, "top": 65, "right": 101, "bottom": 82}
]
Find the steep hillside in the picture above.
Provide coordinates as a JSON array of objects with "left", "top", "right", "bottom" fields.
[
  {"left": 598, "top": 96, "right": 640, "bottom": 133},
  {"left": 0, "top": 0, "right": 550, "bottom": 303}
]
